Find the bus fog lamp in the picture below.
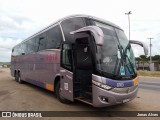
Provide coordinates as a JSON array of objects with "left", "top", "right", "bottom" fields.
[{"left": 99, "top": 96, "right": 109, "bottom": 103}]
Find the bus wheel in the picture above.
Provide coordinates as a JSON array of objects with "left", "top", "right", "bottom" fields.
[
  {"left": 55, "top": 81, "right": 71, "bottom": 104},
  {"left": 17, "top": 73, "right": 24, "bottom": 84}
]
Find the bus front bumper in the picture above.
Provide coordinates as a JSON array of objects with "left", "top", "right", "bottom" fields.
[{"left": 92, "top": 84, "right": 138, "bottom": 107}]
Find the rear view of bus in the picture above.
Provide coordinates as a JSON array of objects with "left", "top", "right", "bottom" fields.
[{"left": 11, "top": 15, "right": 148, "bottom": 107}]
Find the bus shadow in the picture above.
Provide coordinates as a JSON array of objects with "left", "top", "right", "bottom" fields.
[
  {"left": 72, "top": 100, "right": 129, "bottom": 111},
  {"left": 13, "top": 79, "right": 130, "bottom": 111},
  {"left": 16, "top": 80, "right": 57, "bottom": 99}
]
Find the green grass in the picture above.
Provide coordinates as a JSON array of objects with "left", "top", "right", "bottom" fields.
[
  {"left": 0, "top": 62, "right": 10, "bottom": 65},
  {"left": 138, "top": 71, "right": 160, "bottom": 77}
]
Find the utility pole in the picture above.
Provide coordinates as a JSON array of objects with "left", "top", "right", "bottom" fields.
[
  {"left": 125, "top": 11, "right": 132, "bottom": 40},
  {"left": 147, "top": 37, "right": 154, "bottom": 71}
]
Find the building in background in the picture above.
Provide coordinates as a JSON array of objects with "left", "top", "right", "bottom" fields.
[{"left": 136, "top": 61, "right": 160, "bottom": 71}]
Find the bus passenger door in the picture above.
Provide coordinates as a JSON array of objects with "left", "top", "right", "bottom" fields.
[{"left": 60, "top": 43, "right": 74, "bottom": 101}]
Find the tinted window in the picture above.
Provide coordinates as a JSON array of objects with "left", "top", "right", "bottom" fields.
[
  {"left": 12, "top": 46, "right": 18, "bottom": 56},
  {"left": 13, "top": 44, "right": 22, "bottom": 56},
  {"left": 27, "top": 38, "right": 38, "bottom": 53},
  {"left": 62, "top": 44, "right": 72, "bottom": 70},
  {"left": 16, "top": 45, "right": 21, "bottom": 55},
  {"left": 46, "top": 25, "right": 63, "bottom": 49},
  {"left": 38, "top": 32, "right": 46, "bottom": 51},
  {"left": 20, "top": 43, "right": 27, "bottom": 54},
  {"left": 61, "top": 17, "right": 85, "bottom": 42}
]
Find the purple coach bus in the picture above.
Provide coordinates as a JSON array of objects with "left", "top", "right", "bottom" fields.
[{"left": 11, "top": 15, "right": 148, "bottom": 107}]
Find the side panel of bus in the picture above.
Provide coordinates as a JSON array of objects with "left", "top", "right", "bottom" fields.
[{"left": 11, "top": 24, "right": 63, "bottom": 91}]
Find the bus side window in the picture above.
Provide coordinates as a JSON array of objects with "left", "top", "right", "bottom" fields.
[
  {"left": 61, "top": 17, "right": 85, "bottom": 43},
  {"left": 61, "top": 44, "right": 72, "bottom": 71},
  {"left": 46, "top": 25, "right": 63, "bottom": 49},
  {"left": 38, "top": 33, "right": 46, "bottom": 51},
  {"left": 12, "top": 48, "right": 16, "bottom": 56},
  {"left": 27, "top": 38, "right": 38, "bottom": 53}
]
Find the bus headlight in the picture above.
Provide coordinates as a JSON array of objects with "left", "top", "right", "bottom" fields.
[
  {"left": 92, "top": 80, "right": 113, "bottom": 90},
  {"left": 101, "top": 84, "right": 113, "bottom": 90}
]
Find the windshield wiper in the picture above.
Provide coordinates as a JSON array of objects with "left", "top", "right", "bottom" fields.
[
  {"left": 118, "top": 44, "right": 136, "bottom": 76},
  {"left": 124, "top": 46, "right": 136, "bottom": 75},
  {"left": 125, "top": 54, "right": 135, "bottom": 74}
]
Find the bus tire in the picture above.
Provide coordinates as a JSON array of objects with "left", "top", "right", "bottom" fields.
[
  {"left": 55, "top": 81, "right": 71, "bottom": 104},
  {"left": 17, "top": 72, "right": 24, "bottom": 84}
]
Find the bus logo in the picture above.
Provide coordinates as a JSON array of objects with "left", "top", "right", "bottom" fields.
[
  {"left": 117, "top": 83, "right": 124, "bottom": 87},
  {"left": 2, "top": 112, "right": 11, "bottom": 117}
]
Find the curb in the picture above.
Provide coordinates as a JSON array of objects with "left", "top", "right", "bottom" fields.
[{"left": 138, "top": 76, "right": 160, "bottom": 79}]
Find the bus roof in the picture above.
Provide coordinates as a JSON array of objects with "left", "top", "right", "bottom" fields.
[
  {"left": 13, "top": 14, "right": 123, "bottom": 48},
  {"left": 59, "top": 14, "right": 122, "bottom": 29}
]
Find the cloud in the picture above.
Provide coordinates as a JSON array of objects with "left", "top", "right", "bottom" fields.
[
  {"left": 0, "top": 9, "right": 30, "bottom": 28},
  {"left": 131, "top": 32, "right": 160, "bottom": 57},
  {"left": 0, "top": 37, "right": 22, "bottom": 62},
  {"left": 0, "top": 37, "right": 22, "bottom": 49},
  {"left": 0, "top": 8, "right": 43, "bottom": 39},
  {"left": 0, "top": 7, "right": 43, "bottom": 62},
  {"left": 0, "top": 0, "right": 160, "bottom": 62}
]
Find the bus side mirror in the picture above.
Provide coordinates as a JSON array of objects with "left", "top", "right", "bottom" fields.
[
  {"left": 70, "top": 26, "right": 104, "bottom": 46},
  {"left": 129, "top": 40, "right": 148, "bottom": 55}
]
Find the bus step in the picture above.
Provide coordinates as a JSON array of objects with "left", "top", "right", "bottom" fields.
[
  {"left": 84, "top": 91, "right": 92, "bottom": 99},
  {"left": 75, "top": 89, "right": 82, "bottom": 92},
  {"left": 85, "top": 91, "right": 92, "bottom": 96},
  {"left": 88, "top": 86, "right": 92, "bottom": 92},
  {"left": 74, "top": 82, "right": 81, "bottom": 84},
  {"left": 75, "top": 97, "right": 92, "bottom": 105}
]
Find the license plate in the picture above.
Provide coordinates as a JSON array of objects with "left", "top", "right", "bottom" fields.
[{"left": 123, "top": 99, "right": 130, "bottom": 103}]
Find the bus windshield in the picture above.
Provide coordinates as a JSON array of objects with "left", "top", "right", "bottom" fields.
[{"left": 92, "top": 21, "right": 136, "bottom": 78}]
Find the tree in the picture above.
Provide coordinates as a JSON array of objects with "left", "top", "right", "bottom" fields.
[
  {"left": 135, "top": 57, "right": 141, "bottom": 69},
  {"left": 139, "top": 55, "right": 148, "bottom": 70},
  {"left": 139, "top": 55, "right": 147, "bottom": 61},
  {"left": 152, "top": 55, "right": 160, "bottom": 61}
]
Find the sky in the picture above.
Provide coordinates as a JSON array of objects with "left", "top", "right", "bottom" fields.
[{"left": 0, "top": 0, "right": 160, "bottom": 62}]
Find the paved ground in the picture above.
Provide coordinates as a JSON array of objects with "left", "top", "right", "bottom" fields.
[{"left": 0, "top": 68, "right": 160, "bottom": 120}]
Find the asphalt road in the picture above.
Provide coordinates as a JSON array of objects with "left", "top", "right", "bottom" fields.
[
  {"left": 139, "top": 76, "right": 160, "bottom": 91},
  {"left": 0, "top": 68, "right": 160, "bottom": 120}
]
